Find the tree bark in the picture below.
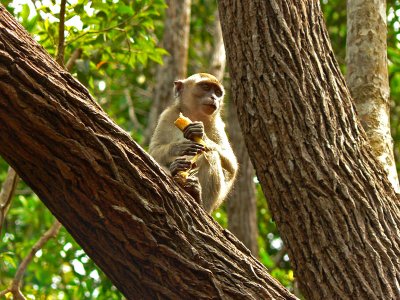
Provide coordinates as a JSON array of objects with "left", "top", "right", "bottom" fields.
[
  {"left": 219, "top": 0, "right": 400, "bottom": 299},
  {"left": 346, "top": 0, "right": 400, "bottom": 193},
  {"left": 143, "top": 0, "right": 191, "bottom": 144},
  {"left": 0, "top": 6, "right": 297, "bottom": 300}
]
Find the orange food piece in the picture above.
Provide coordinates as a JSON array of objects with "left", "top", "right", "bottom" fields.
[
  {"left": 174, "top": 113, "right": 207, "bottom": 146},
  {"left": 174, "top": 113, "right": 208, "bottom": 181},
  {"left": 174, "top": 113, "right": 192, "bottom": 131}
]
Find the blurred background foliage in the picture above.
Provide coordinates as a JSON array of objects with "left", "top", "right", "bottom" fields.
[{"left": 1, "top": 0, "right": 400, "bottom": 298}]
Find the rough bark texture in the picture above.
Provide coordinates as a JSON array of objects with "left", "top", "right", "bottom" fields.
[
  {"left": 0, "top": 6, "right": 297, "bottom": 300},
  {"left": 219, "top": 1, "right": 400, "bottom": 299},
  {"left": 227, "top": 100, "right": 259, "bottom": 256},
  {"left": 143, "top": 0, "right": 191, "bottom": 144},
  {"left": 346, "top": 0, "right": 400, "bottom": 192}
]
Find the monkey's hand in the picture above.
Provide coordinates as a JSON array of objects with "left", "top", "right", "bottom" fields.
[
  {"left": 170, "top": 157, "right": 192, "bottom": 176},
  {"left": 170, "top": 141, "right": 205, "bottom": 157},
  {"left": 173, "top": 172, "right": 202, "bottom": 205},
  {"left": 183, "top": 121, "right": 205, "bottom": 141},
  {"left": 183, "top": 176, "right": 202, "bottom": 205}
]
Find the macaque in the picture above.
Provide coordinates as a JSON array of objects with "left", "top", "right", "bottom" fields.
[{"left": 149, "top": 73, "right": 238, "bottom": 213}]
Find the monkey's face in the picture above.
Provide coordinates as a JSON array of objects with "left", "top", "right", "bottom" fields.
[
  {"left": 175, "top": 74, "right": 225, "bottom": 119},
  {"left": 193, "top": 81, "right": 224, "bottom": 116}
]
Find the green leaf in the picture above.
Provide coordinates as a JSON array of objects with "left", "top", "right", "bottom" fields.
[
  {"left": 96, "top": 10, "right": 108, "bottom": 20},
  {"left": 259, "top": 248, "right": 274, "bottom": 268},
  {"left": 25, "top": 15, "right": 38, "bottom": 32},
  {"left": 0, "top": 252, "right": 16, "bottom": 268},
  {"left": 74, "top": 4, "right": 84, "bottom": 14},
  {"left": 137, "top": 52, "right": 148, "bottom": 65},
  {"left": 20, "top": 4, "right": 30, "bottom": 20},
  {"left": 116, "top": 5, "right": 134, "bottom": 16}
]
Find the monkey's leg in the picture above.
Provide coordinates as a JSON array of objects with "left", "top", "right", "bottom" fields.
[
  {"left": 170, "top": 158, "right": 203, "bottom": 205},
  {"left": 181, "top": 176, "right": 202, "bottom": 206}
]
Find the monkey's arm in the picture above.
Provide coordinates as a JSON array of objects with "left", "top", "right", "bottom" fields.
[
  {"left": 205, "top": 138, "right": 238, "bottom": 181},
  {"left": 149, "top": 138, "right": 205, "bottom": 168},
  {"left": 198, "top": 146, "right": 237, "bottom": 212},
  {"left": 182, "top": 121, "right": 237, "bottom": 179},
  {"left": 149, "top": 112, "right": 205, "bottom": 169}
]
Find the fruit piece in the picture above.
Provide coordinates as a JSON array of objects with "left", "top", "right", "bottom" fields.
[
  {"left": 174, "top": 113, "right": 208, "bottom": 181},
  {"left": 174, "top": 113, "right": 207, "bottom": 146}
]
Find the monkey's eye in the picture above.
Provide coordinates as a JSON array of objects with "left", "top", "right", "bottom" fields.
[
  {"left": 200, "top": 83, "right": 212, "bottom": 91},
  {"left": 214, "top": 88, "right": 223, "bottom": 97}
]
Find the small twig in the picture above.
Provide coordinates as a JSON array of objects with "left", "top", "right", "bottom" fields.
[
  {"left": 0, "top": 167, "right": 19, "bottom": 233},
  {"left": 15, "top": 188, "right": 33, "bottom": 195},
  {"left": 0, "top": 221, "right": 62, "bottom": 299},
  {"left": 65, "top": 16, "right": 138, "bottom": 46},
  {"left": 124, "top": 89, "right": 143, "bottom": 130},
  {"left": 56, "top": 0, "right": 67, "bottom": 67},
  {"left": 65, "top": 48, "right": 83, "bottom": 71},
  {"left": 0, "top": 288, "right": 11, "bottom": 298}
]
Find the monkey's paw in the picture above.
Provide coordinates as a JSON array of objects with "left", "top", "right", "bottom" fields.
[
  {"left": 183, "top": 176, "right": 202, "bottom": 205},
  {"left": 183, "top": 121, "right": 205, "bottom": 141}
]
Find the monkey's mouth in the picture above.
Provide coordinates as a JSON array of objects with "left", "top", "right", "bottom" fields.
[
  {"left": 204, "top": 103, "right": 217, "bottom": 110},
  {"left": 202, "top": 103, "right": 218, "bottom": 115},
  {"left": 203, "top": 99, "right": 218, "bottom": 110}
]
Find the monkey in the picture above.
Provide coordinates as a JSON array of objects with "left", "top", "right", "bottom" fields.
[{"left": 148, "top": 73, "right": 238, "bottom": 213}]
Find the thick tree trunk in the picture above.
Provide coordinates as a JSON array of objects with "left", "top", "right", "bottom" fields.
[
  {"left": 219, "top": 0, "right": 400, "bottom": 299},
  {"left": 0, "top": 6, "right": 296, "bottom": 300},
  {"left": 143, "top": 0, "right": 191, "bottom": 144},
  {"left": 346, "top": 0, "right": 400, "bottom": 192}
]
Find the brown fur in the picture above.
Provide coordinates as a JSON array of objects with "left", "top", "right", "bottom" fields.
[{"left": 149, "top": 73, "right": 237, "bottom": 213}]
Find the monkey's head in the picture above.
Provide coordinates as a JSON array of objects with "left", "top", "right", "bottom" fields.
[{"left": 174, "top": 73, "right": 225, "bottom": 118}]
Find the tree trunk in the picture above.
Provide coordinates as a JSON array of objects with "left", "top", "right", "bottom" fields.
[
  {"left": 0, "top": 6, "right": 296, "bottom": 300},
  {"left": 209, "top": 12, "right": 226, "bottom": 81},
  {"left": 219, "top": 0, "right": 400, "bottom": 299},
  {"left": 346, "top": 0, "right": 400, "bottom": 193},
  {"left": 143, "top": 0, "right": 191, "bottom": 144}
]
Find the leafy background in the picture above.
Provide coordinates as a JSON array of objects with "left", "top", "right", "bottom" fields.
[{"left": 1, "top": 0, "right": 400, "bottom": 298}]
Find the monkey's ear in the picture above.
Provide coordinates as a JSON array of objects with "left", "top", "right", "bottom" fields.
[{"left": 174, "top": 80, "right": 184, "bottom": 97}]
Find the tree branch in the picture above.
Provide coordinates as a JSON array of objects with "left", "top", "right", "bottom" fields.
[
  {"left": 124, "top": 88, "right": 143, "bottom": 130},
  {"left": 0, "top": 6, "right": 297, "bottom": 298},
  {"left": 65, "top": 48, "right": 82, "bottom": 71},
  {"left": 56, "top": 0, "right": 67, "bottom": 67},
  {"left": 0, "top": 221, "right": 62, "bottom": 299},
  {"left": 0, "top": 167, "right": 19, "bottom": 233},
  {"left": 0, "top": 4, "right": 79, "bottom": 298}
]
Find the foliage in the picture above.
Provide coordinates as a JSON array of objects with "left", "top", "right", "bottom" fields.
[
  {"left": 321, "top": 0, "right": 400, "bottom": 173},
  {"left": 2, "top": 0, "right": 400, "bottom": 298},
  {"left": 1, "top": 0, "right": 167, "bottom": 298},
  {"left": 387, "top": 0, "right": 400, "bottom": 168},
  {"left": 1, "top": 183, "right": 122, "bottom": 299}
]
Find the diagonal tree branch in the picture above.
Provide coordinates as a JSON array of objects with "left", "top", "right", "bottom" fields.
[
  {"left": 0, "top": 3, "right": 81, "bottom": 298},
  {"left": 0, "top": 5, "right": 296, "bottom": 299}
]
